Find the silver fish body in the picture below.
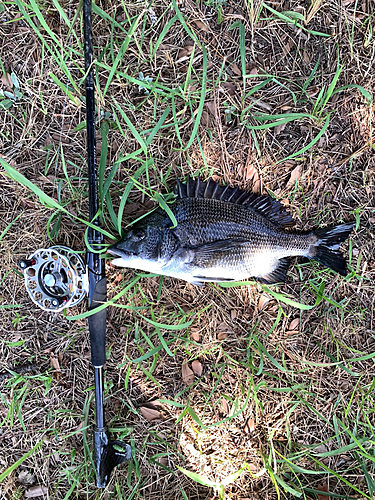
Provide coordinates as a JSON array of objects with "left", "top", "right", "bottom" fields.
[{"left": 108, "top": 177, "right": 354, "bottom": 285}]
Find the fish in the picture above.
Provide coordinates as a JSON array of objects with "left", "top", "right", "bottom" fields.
[{"left": 108, "top": 176, "right": 355, "bottom": 285}]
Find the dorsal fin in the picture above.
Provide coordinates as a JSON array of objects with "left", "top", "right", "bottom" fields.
[{"left": 175, "top": 176, "right": 295, "bottom": 228}]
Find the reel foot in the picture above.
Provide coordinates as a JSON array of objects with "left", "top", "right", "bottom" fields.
[{"left": 94, "top": 428, "right": 131, "bottom": 488}]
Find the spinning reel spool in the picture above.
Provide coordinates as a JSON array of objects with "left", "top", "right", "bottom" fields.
[{"left": 19, "top": 246, "right": 88, "bottom": 312}]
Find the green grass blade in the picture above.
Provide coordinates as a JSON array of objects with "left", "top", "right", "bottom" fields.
[
  {"left": 171, "top": 0, "right": 200, "bottom": 42},
  {"left": 245, "top": 113, "right": 312, "bottom": 131},
  {"left": 49, "top": 73, "right": 81, "bottom": 105},
  {"left": 184, "top": 46, "right": 207, "bottom": 150},
  {"left": 144, "top": 106, "right": 170, "bottom": 146},
  {"left": 153, "top": 192, "right": 177, "bottom": 228},
  {"left": 320, "top": 64, "right": 343, "bottom": 112},
  {"left": 117, "top": 160, "right": 151, "bottom": 235},
  {"left": 51, "top": 0, "right": 71, "bottom": 27},
  {"left": 128, "top": 339, "right": 174, "bottom": 364},
  {"left": 171, "top": 93, "right": 184, "bottom": 148},
  {"left": 150, "top": 15, "right": 179, "bottom": 58},
  {"left": 276, "top": 115, "right": 330, "bottom": 163},
  {"left": 261, "top": 286, "right": 315, "bottom": 309},
  {"left": 0, "top": 439, "right": 43, "bottom": 481},
  {"left": 26, "top": 0, "right": 60, "bottom": 46},
  {"left": 273, "top": 473, "right": 302, "bottom": 497},
  {"left": 96, "top": 61, "right": 173, "bottom": 97},
  {"left": 221, "top": 466, "right": 246, "bottom": 486},
  {"left": 302, "top": 487, "right": 358, "bottom": 499},
  {"left": 302, "top": 56, "right": 321, "bottom": 92},
  {"left": 103, "top": 15, "right": 142, "bottom": 97},
  {"left": 136, "top": 313, "right": 193, "bottom": 331},
  {"left": 1, "top": 157, "right": 70, "bottom": 211},
  {"left": 1, "top": 158, "right": 114, "bottom": 238},
  {"left": 254, "top": 338, "right": 290, "bottom": 372},
  {"left": 66, "top": 276, "right": 141, "bottom": 320},
  {"left": 92, "top": 3, "right": 130, "bottom": 33},
  {"left": 0, "top": 212, "right": 23, "bottom": 241},
  {"left": 307, "top": 456, "right": 372, "bottom": 499},
  {"left": 239, "top": 22, "right": 246, "bottom": 90},
  {"left": 177, "top": 467, "right": 217, "bottom": 488},
  {"left": 155, "top": 328, "right": 173, "bottom": 357},
  {"left": 334, "top": 84, "right": 373, "bottom": 103},
  {"left": 60, "top": 146, "right": 73, "bottom": 193},
  {"left": 250, "top": 112, "right": 311, "bottom": 122},
  {"left": 16, "top": 0, "right": 80, "bottom": 92},
  {"left": 312, "top": 439, "right": 367, "bottom": 458},
  {"left": 182, "top": 44, "right": 196, "bottom": 95},
  {"left": 262, "top": 4, "right": 330, "bottom": 37},
  {"left": 113, "top": 101, "right": 148, "bottom": 156},
  {"left": 99, "top": 120, "right": 109, "bottom": 203}
]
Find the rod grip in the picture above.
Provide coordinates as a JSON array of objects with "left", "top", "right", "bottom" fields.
[{"left": 88, "top": 277, "right": 107, "bottom": 367}]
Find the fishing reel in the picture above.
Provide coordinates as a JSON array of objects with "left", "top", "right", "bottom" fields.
[{"left": 19, "top": 246, "right": 88, "bottom": 312}]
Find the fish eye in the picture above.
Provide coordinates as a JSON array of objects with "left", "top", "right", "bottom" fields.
[{"left": 133, "top": 229, "right": 145, "bottom": 241}]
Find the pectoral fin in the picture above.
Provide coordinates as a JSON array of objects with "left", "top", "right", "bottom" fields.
[
  {"left": 186, "top": 239, "right": 248, "bottom": 283},
  {"left": 187, "top": 238, "right": 248, "bottom": 256}
]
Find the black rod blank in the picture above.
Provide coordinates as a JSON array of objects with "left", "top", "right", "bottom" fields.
[{"left": 82, "top": 0, "right": 131, "bottom": 488}]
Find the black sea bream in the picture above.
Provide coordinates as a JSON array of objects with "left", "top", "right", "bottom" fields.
[{"left": 108, "top": 177, "right": 355, "bottom": 285}]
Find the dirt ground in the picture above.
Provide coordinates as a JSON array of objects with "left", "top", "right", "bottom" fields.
[{"left": 0, "top": 0, "right": 374, "bottom": 499}]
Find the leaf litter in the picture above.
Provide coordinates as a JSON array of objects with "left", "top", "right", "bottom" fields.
[
  {"left": 140, "top": 405, "right": 163, "bottom": 422},
  {"left": 191, "top": 359, "right": 203, "bottom": 377},
  {"left": 18, "top": 469, "right": 36, "bottom": 486},
  {"left": 181, "top": 361, "right": 195, "bottom": 385},
  {"left": 24, "top": 486, "right": 48, "bottom": 499}
]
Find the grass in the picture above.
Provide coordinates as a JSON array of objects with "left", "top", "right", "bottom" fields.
[{"left": 0, "top": 0, "right": 374, "bottom": 498}]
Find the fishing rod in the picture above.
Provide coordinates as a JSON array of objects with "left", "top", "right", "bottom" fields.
[{"left": 18, "top": 0, "right": 131, "bottom": 489}]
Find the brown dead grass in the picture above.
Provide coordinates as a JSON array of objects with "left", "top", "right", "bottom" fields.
[{"left": 0, "top": 0, "right": 374, "bottom": 499}]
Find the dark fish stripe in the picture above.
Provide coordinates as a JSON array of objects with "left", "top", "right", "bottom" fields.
[
  {"left": 211, "top": 180, "right": 220, "bottom": 199},
  {"left": 234, "top": 190, "right": 250, "bottom": 204},
  {"left": 195, "top": 176, "right": 206, "bottom": 198},
  {"left": 187, "top": 176, "right": 195, "bottom": 197},
  {"left": 220, "top": 185, "right": 232, "bottom": 201},
  {"left": 227, "top": 186, "right": 241, "bottom": 202},
  {"left": 176, "top": 178, "right": 187, "bottom": 198},
  {"left": 203, "top": 178, "right": 216, "bottom": 199}
]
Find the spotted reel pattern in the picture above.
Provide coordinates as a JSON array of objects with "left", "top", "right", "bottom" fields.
[{"left": 19, "top": 246, "right": 88, "bottom": 312}]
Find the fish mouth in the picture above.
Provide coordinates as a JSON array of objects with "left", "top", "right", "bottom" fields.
[
  {"left": 107, "top": 248, "right": 136, "bottom": 268},
  {"left": 107, "top": 248, "right": 135, "bottom": 258},
  {"left": 107, "top": 248, "right": 122, "bottom": 257}
]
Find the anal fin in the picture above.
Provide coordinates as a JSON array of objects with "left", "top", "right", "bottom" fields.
[{"left": 257, "top": 257, "right": 291, "bottom": 284}]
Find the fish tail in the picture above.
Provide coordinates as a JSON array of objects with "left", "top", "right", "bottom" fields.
[{"left": 311, "top": 222, "right": 355, "bottom": 276}]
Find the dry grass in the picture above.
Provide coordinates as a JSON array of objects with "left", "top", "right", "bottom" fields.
[{"left": 0, "top": 0, "right": 374, "bottom": 499}]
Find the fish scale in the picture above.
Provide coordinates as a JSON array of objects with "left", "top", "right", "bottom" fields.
[
  {"left": 169, "top": 197, "right": 313, "bottom": 280},
  {"left": 172, "top": 197, "right": 298, "bottom": 245},
  {"left": 108, "top": 177, "right": 355, "bottom": 285}
]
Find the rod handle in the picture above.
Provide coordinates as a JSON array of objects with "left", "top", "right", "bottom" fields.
[{"left": 88, "top": 277, "right": 107, "bottom": 367}]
